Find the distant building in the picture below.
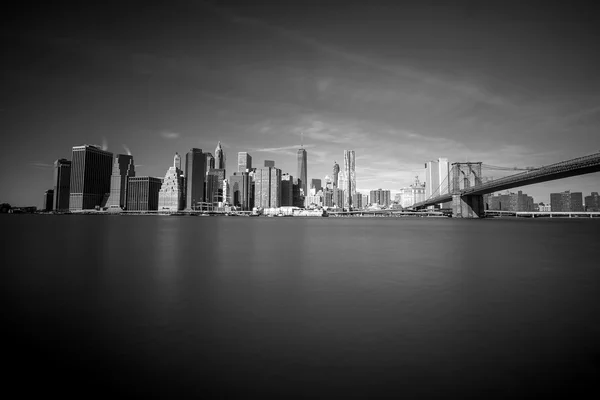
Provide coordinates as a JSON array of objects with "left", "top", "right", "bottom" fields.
[
  {"left": 307, "top": 190, "right": 323, "bottom": 208},
  {"left": 550, "top": 191, "right": 584, "bottom": 212},
  {"left": 332, "top": 187, "right": 345, "bottom": 208},
  {"left": 370, "top": 189, "right": 391, "bottom": 207},
  {"left": 310, "top": 179, "right": 322, "bottom": 194},
  {"left": 297, "top": 148, "right": 307, "bottom": 197},
  {"left": 399, "top": 176, "right": 426, "bottom": 208},
  {"left": 323, "top": 188, "right": 334, "bottom": 207},
  {"left": 238, "top": 152, "right": 252, "bottom": 172},
  {"left": 485, "top": 190, "right": 534, "bottom": 211},
  {"left": 425, "top": 158, "right": 450, "bottom": 200},
  {"left": 215, "top": 141, "right": 226, "bottom": 171},
  {"left": 43, "top": 189, "right": 54, "bottom": 211},
  {"left": 281, "top": 173, "right": 294, "bottom": 206},
  {"left": 107, "top": 154, "right": 135, "bottom": 210},
  {"left": 332, "top": 161, "right": 340, "bottom": 188},
  {"left": 264, "top": 160, "right": 275, "bottom": 168},
  {"left": 538, "top": 202, "right": 551, "bottom": 212},
  {"left": 69, "top": 145, "right": 113, "bottom": 210},
  {"left": 254, "top": 167, "right": 281, "bottom": 208},
  {"left": 585, "top": 192, "right": 599, "bottom": 211},
  {"left": 362, "top": 194, "right": 369, "bottom": 207},
  {"left": 205, "top": 152, "right": 215, "bottom": 172},
  {"left": 158, "top": 153, "right": 185, "bottom": 211},
  {"left": 53, "top": 158, "right": 71, "bottom": 211},
  {"left": 185, "top": 148, "right": 205, "bottom": 211},
  {"left": 292, "top": 177, "right": 303, "bottom": 207},
  {"left": 208, "top": 168, "right": 226, "bottom": 204},
  {"left": 229, "top": 172, "right": 252, "bottom": 210},
  {"left": 127, "top": 177, "right": 162, "bottom": 211},
  {"left": 352, "top": 192, "right": 363, "bottom": 209}
]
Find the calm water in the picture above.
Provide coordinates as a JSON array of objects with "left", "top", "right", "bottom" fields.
[{"left": 3, "top": 215, "right": 600, "bottom": 397}]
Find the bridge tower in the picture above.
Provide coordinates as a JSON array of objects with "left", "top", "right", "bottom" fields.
[{"left": 451, "top": 162, "right": 484, "bottom": 218}]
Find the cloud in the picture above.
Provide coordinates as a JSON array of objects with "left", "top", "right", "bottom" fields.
[
  {"left": 29, "top": 162, "right": 53, "bottom": 169},
  {"left": 160, "top": 131, "right": 180, "bottom": 139},
  {"left": 251, "top": 144, "right": 315, "bottom": 157}
]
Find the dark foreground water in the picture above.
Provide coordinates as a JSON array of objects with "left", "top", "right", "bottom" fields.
[{"left": 2, "top": 215, "right": 600, "bottom": 397}]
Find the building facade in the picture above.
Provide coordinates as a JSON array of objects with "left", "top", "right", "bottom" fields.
[
  {"left": 43, "top": 189, "right": 54, "bottom": 211},
  {"left": 53, "top": 158, "right": 71, "bottom": 211},
  {"left": 185, "top": 148, "right": 205, "bottom": 211},
  {"left": 69, "top": 145, "right": 113, "bottom": 210},
  {"left": 281, "top": 173, "right": 294, "bottom": 206},
  {"left": 337, "top": 150, "right": 356, "bottom": 207},
  {"left": 332, "top": 161, "right": 340, "bottom": 188},
  {"left": 127, "top": 177, "right": 162, "bottom": 211},
  {"left": 107, "top": 154, "right": 135, "bottom": 210},
  {"left": 229, "top": 172, "right": 252, "bottom": 210},
  {"left": 254, "top": 167, "right": 281, "bottom": 209},
  {"left": 585, "top": 192, "right": 599, "bottom": 211},
  {"left": 297, "top": 148, "right": 307, "bottom": 196},
  {"left": 370, "top": 189, "right": 391, "bottom": 207},
  {"left": 264, "top": 160, "right": 275, "bottom": 168},
  {"left": 486, "top": 190, "right": 534, "bottom": 211},
  {"left": 550, "top": 190, "right": 584, "bottom": 212},
  {"left": 158, "top": 153, "right": 185, "bottom": 211},
  {"left": 310, "top": 179, "right": 322, "bottom": 194},
  {"left": 238, "top": 152, "right": 252, "bottom": 172},
  {"left": 399, "top": 177, "right": 426, "bottom": 208}
]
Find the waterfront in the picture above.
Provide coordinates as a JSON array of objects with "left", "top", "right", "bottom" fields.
[{"left": 3, "top": 215, "right": 600, "bottom": 397}]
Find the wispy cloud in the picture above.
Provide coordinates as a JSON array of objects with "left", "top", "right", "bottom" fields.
[
  {"left": 160, "top": 131, "right": 180, "bottom": 139},
  {"left": 30, "top": 162, "right": 53, "bottom": 169}
]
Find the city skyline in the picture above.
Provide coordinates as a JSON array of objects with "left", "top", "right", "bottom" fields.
[{"left": 3, "top": 1, "right": 600, "bottom": 205}]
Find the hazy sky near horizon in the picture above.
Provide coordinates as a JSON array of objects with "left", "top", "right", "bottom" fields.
[{"left": 2, "top": 0, "right": 600, "bottom": 205}]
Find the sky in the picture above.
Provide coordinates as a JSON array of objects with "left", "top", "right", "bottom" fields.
[{"left": 2, "top": 0, "right": 600, "bottom": 206}]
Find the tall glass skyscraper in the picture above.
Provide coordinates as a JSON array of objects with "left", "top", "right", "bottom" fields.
[
  {"left": 297, "top": 148, "right": 307, "bottom": 196},
  {"left": 332, "top": 161, "right": 340, "bottom": 188},
  {"left": 69, "top": 145, "right": 113, "bottom": 210},
  {"left": 107, "top": 154, "right": 135, "bottom": 210},
  {"left": 53, "top": 158, "right": 71, "bottom": 211},
  {"left": 185, "top": 148, "right": 205, "bottom": 211}
]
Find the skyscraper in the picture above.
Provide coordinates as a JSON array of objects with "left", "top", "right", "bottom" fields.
[
  {"left": 254, "top": 167, "right": 281, "bottom": 208},
  {"left": 43, "top": 189, "right": 54, "bottom": 211},
  {"left": 297, "top": 148, "right": 307, "bottom": 196},
  {"left": 332, "top": 161, "right": 340, "bottom": 188},
  {"left": 238, "top": 152, "right": 252, "bottom": 172},
  {"left": 205, "top": 152, "right": 215, "bottom": 172},
  {"left": 185, "top": 148, "right": 205, "bottom": 211},
  {"left": 69, "top": 145, "right": 113, "bottom": 210},
  {"left": 310, "top": 179, "right": 322, "bottom": 194},
  {"left": 264, "top": 160, "right": 275, "bottom": 168},
  {"left": 215, "top": 141, "right": 226, "bottom": 171},
  {"left": 281, "top": 173, "right": 294, "bottom": 206},
  {"left": 339, "top": 150, "right": 356, "bottom": 207},
  {"left": 438, "top": 158, "right": 450, "bottom": 195},
  {"left": 53, "top": 158, "right": 71, "bottom": 211},
  {"left": 127, "top": 177, "right": 162, "bottom": 211},
  {"left": 107, "top": 154, "right": 135, "bottom": 210},
  {"left": 229, "top": 172, "right": 252, "bottom": 210},
  {"left": 158, "top": 153, "right": 185, "bottom": 211},
  {"left": 425, "top": 158, "right": 450, "bottom": 199}
]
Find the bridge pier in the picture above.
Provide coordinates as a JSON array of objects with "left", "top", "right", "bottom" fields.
[{"left": 452, "top": 194, "right": 484, "bottom": 218}]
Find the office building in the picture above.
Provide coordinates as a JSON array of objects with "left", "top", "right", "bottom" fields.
[
  {"left": 207, "top": 168, "right": 226, "bottom": 204},
  {"left": 215, "top": 141, "right": 226, "bottom": 171},
  {"left": 333, "top": 187, "right": 345, "bottom": 208},
  {"left": 238, "top": 152, "right": 252, "bottom": 172},
  {"left": 53, "top": 158, "right": 71, "bottom": 211},
  {"left": 158, "top": 153, "right": 185, "bottom": 211},
  {"left": 254, "top": 167, "right": 281, "bottom": 208},
  {"left": 43, "top": 189, "right": 54, "bottom": 211},
  {"left": 585, "top": 192, "right": 599, "bottom": 211},
  {"left": 486, "top": 190, "right": 534, "bottom": 211},
  {"left": 362, "top": 194, "right": 369, "bottom": 207},
  {"left": 370, "top": 189, "right": 391, "bottom": 207},
  {"left": 332, "top": 161, "right": 340, "bottom": 188},
  {"left": 281, "top": 173, "right": 294, "bottom": 206},
  {"left": 205, "top": 152, "right": 215, "bottom": 173},
  {"left": 323, "top": 188, "right": 334, "bottom": 207},
  {"left": 292, "top": 177, "right": 303, "bottom": 207},
  {"left": 550, "top": 190, "right": 584, "bottom": 212},
  {"left": 185, "top": 148, "right": 205, "bottom": 211},
  {"left": 310, "top": 179, "right": 322, "bottom": 194},
  {"left": 69, "top": 145, "right": 113, "bottom": 210},
  {"left": 297, "top": 148, "right": 307, "bottom": 196},
  {"left": 127, "top": 177, "right": 162, "bottom": 211},
  {"left": 399, "top": 177, "right": 426, "bottom": 208},
  {"left": 264, "top": 160, "right": 275, "bottom": 168},
  {"left": 352, "top": 192, "right": 363, "bottom": 209},
  {"left": 307, "top": 190, "right": 323, "bottom": 208},
  {"left": 107, "top": 154, "right": 135, "bottom": 210},
  {"left": 229, "top": 172, "right": 252, "bottom": 210},
  {"left": 424, "top": 158, "right": 450, "bottom": 198}
]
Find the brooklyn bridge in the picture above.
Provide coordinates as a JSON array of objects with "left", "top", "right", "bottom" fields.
[{"left": 411, "top": 151, "right": 600, "bottom": 218}]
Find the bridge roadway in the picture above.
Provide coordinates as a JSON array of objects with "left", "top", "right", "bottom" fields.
[{"left": 412, "top": 151, "right": 600, "bottom": 216}]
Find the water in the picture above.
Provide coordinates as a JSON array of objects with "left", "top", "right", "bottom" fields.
[{"left": 3, "top": 215, "right": 600, "bottom": 397}]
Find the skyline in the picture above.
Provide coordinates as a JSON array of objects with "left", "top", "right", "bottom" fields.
[{"left": 3, "top": 0, "right": 600, "bottom": 205}]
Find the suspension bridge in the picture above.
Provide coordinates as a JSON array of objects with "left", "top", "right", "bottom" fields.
[{"left": 411, "top": 151, "right": 600, "bottom": 218}]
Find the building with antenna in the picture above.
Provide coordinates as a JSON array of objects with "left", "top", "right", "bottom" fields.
[{"left": 297, "top": 145, "right": 307, "bottom": 198}]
